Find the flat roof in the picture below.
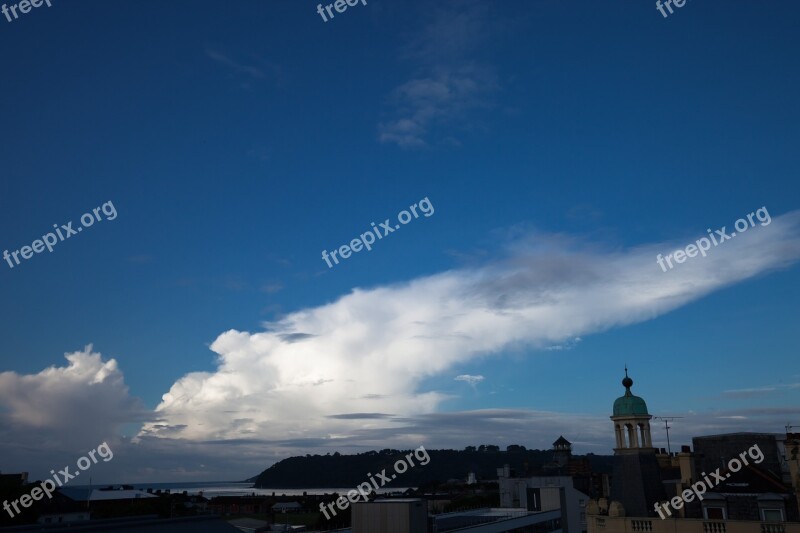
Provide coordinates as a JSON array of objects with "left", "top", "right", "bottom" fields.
[{"left": 370, "top": 498, "right": 424, "bottom": 503}]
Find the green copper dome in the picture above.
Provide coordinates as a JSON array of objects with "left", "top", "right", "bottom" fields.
[{"left": 613, "top": 369, "right": 649, "bottom": 416}]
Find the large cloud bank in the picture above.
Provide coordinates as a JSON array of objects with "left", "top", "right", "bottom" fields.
[{"left": 3, "top": 212, "right": 800, "bottom": 480}]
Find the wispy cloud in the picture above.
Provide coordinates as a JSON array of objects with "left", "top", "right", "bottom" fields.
[
  {"left": 379, "top": 66, "right": 498, "bottom": 148},
  {"left": 206, "top": 48, "right": 265, "bottom": 79},
  {"left": 722, "top": 382, "right": 800, "bottom": 399},
  {"left": 379, "top": 2, "right": 500, "bottom": 148},
  {"left": 260, "top": 282, "right": 284, "bottom": 294},
  {"left": 223, "top": 277, "right": 249, "bottom": 291},
  {"left": 205, "top": 46, "right": 284, "bottom": 89},
  {"left": 126, "top": 255, "right": 153, "bottom": 264},
  {"left": 328, "top": 413, "right": 395, "bottom": 420}
]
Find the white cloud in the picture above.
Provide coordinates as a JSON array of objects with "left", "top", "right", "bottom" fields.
[
  {"left": 0, "top": 346, "right": 145, "bottom": 479},
  {"left": 455, "top": 374, "right": 485, "bottom": 386},
  {"left": 0, "top": 346, "right": 142, "bottom": 436},
  {"left": 139, "top": 211, "right": 800, "bottom": 455},
  {"left": 544, "top": 337, "right": 582, "bottom": 351}
]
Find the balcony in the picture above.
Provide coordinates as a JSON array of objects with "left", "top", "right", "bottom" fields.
[{"left": 588, "top": 517, "right": 800, "bottom": 533}]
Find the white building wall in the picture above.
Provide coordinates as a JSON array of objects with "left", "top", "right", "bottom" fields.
[{"left": 498, "top": 475, "right": 588, "bottom": 533}]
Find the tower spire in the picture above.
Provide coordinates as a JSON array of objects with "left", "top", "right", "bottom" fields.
[{"left": 622, "top": 367, "right": 633, "bottom": 394}]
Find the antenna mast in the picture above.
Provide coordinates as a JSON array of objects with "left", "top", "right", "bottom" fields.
[{"left": 653, "top": 416, "right": 684, "bottom": 454}]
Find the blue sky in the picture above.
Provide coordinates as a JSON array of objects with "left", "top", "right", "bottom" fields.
[{"left": 1, "top": 0, "right": 799, "bottom": 483}]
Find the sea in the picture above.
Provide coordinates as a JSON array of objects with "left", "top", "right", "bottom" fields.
[{"left": 66, "top": 482, "right": 414, "bottom": 498}]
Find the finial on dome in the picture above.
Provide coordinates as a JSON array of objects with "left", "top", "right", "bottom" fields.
[{"left": 622, "top": 366, "right": 633, "bottom": 390}]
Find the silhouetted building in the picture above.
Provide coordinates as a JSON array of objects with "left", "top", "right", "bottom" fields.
[
  {"left": 587, "top": 370, "right": 800, "bottom": 533},
  {"left": 352, "top": 498, "right": 562, "bottom": 533},
  {"left": 683, "top": 432, "right": 799, "bottom": 522},
  {"left": 0, "top": 471, "right": 28, "bottom": 489},
  {"left": 553, "top": 436, "right": 572, "bottom": 467},
  {"left": 208, "top": 495, "right": 270, "bottom": 515}
]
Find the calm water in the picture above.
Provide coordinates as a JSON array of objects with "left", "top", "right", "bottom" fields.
[{"left": 68, "top": 481, "right": 413, "bottom": 498}]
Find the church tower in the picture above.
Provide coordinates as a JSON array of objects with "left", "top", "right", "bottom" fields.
[
  {"left": 611, "top": 368, "right": 654, "bottom": 452},
  {"left": 552, "top": 435, "right": 572, "bottom": 467},
  {"left": 607, "top": 368, "right": 667, "bottom": 517}
]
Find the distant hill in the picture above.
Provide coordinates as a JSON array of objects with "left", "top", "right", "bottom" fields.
[{"left": 253, "top": 447, "right": 614, "bottom": 489}]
